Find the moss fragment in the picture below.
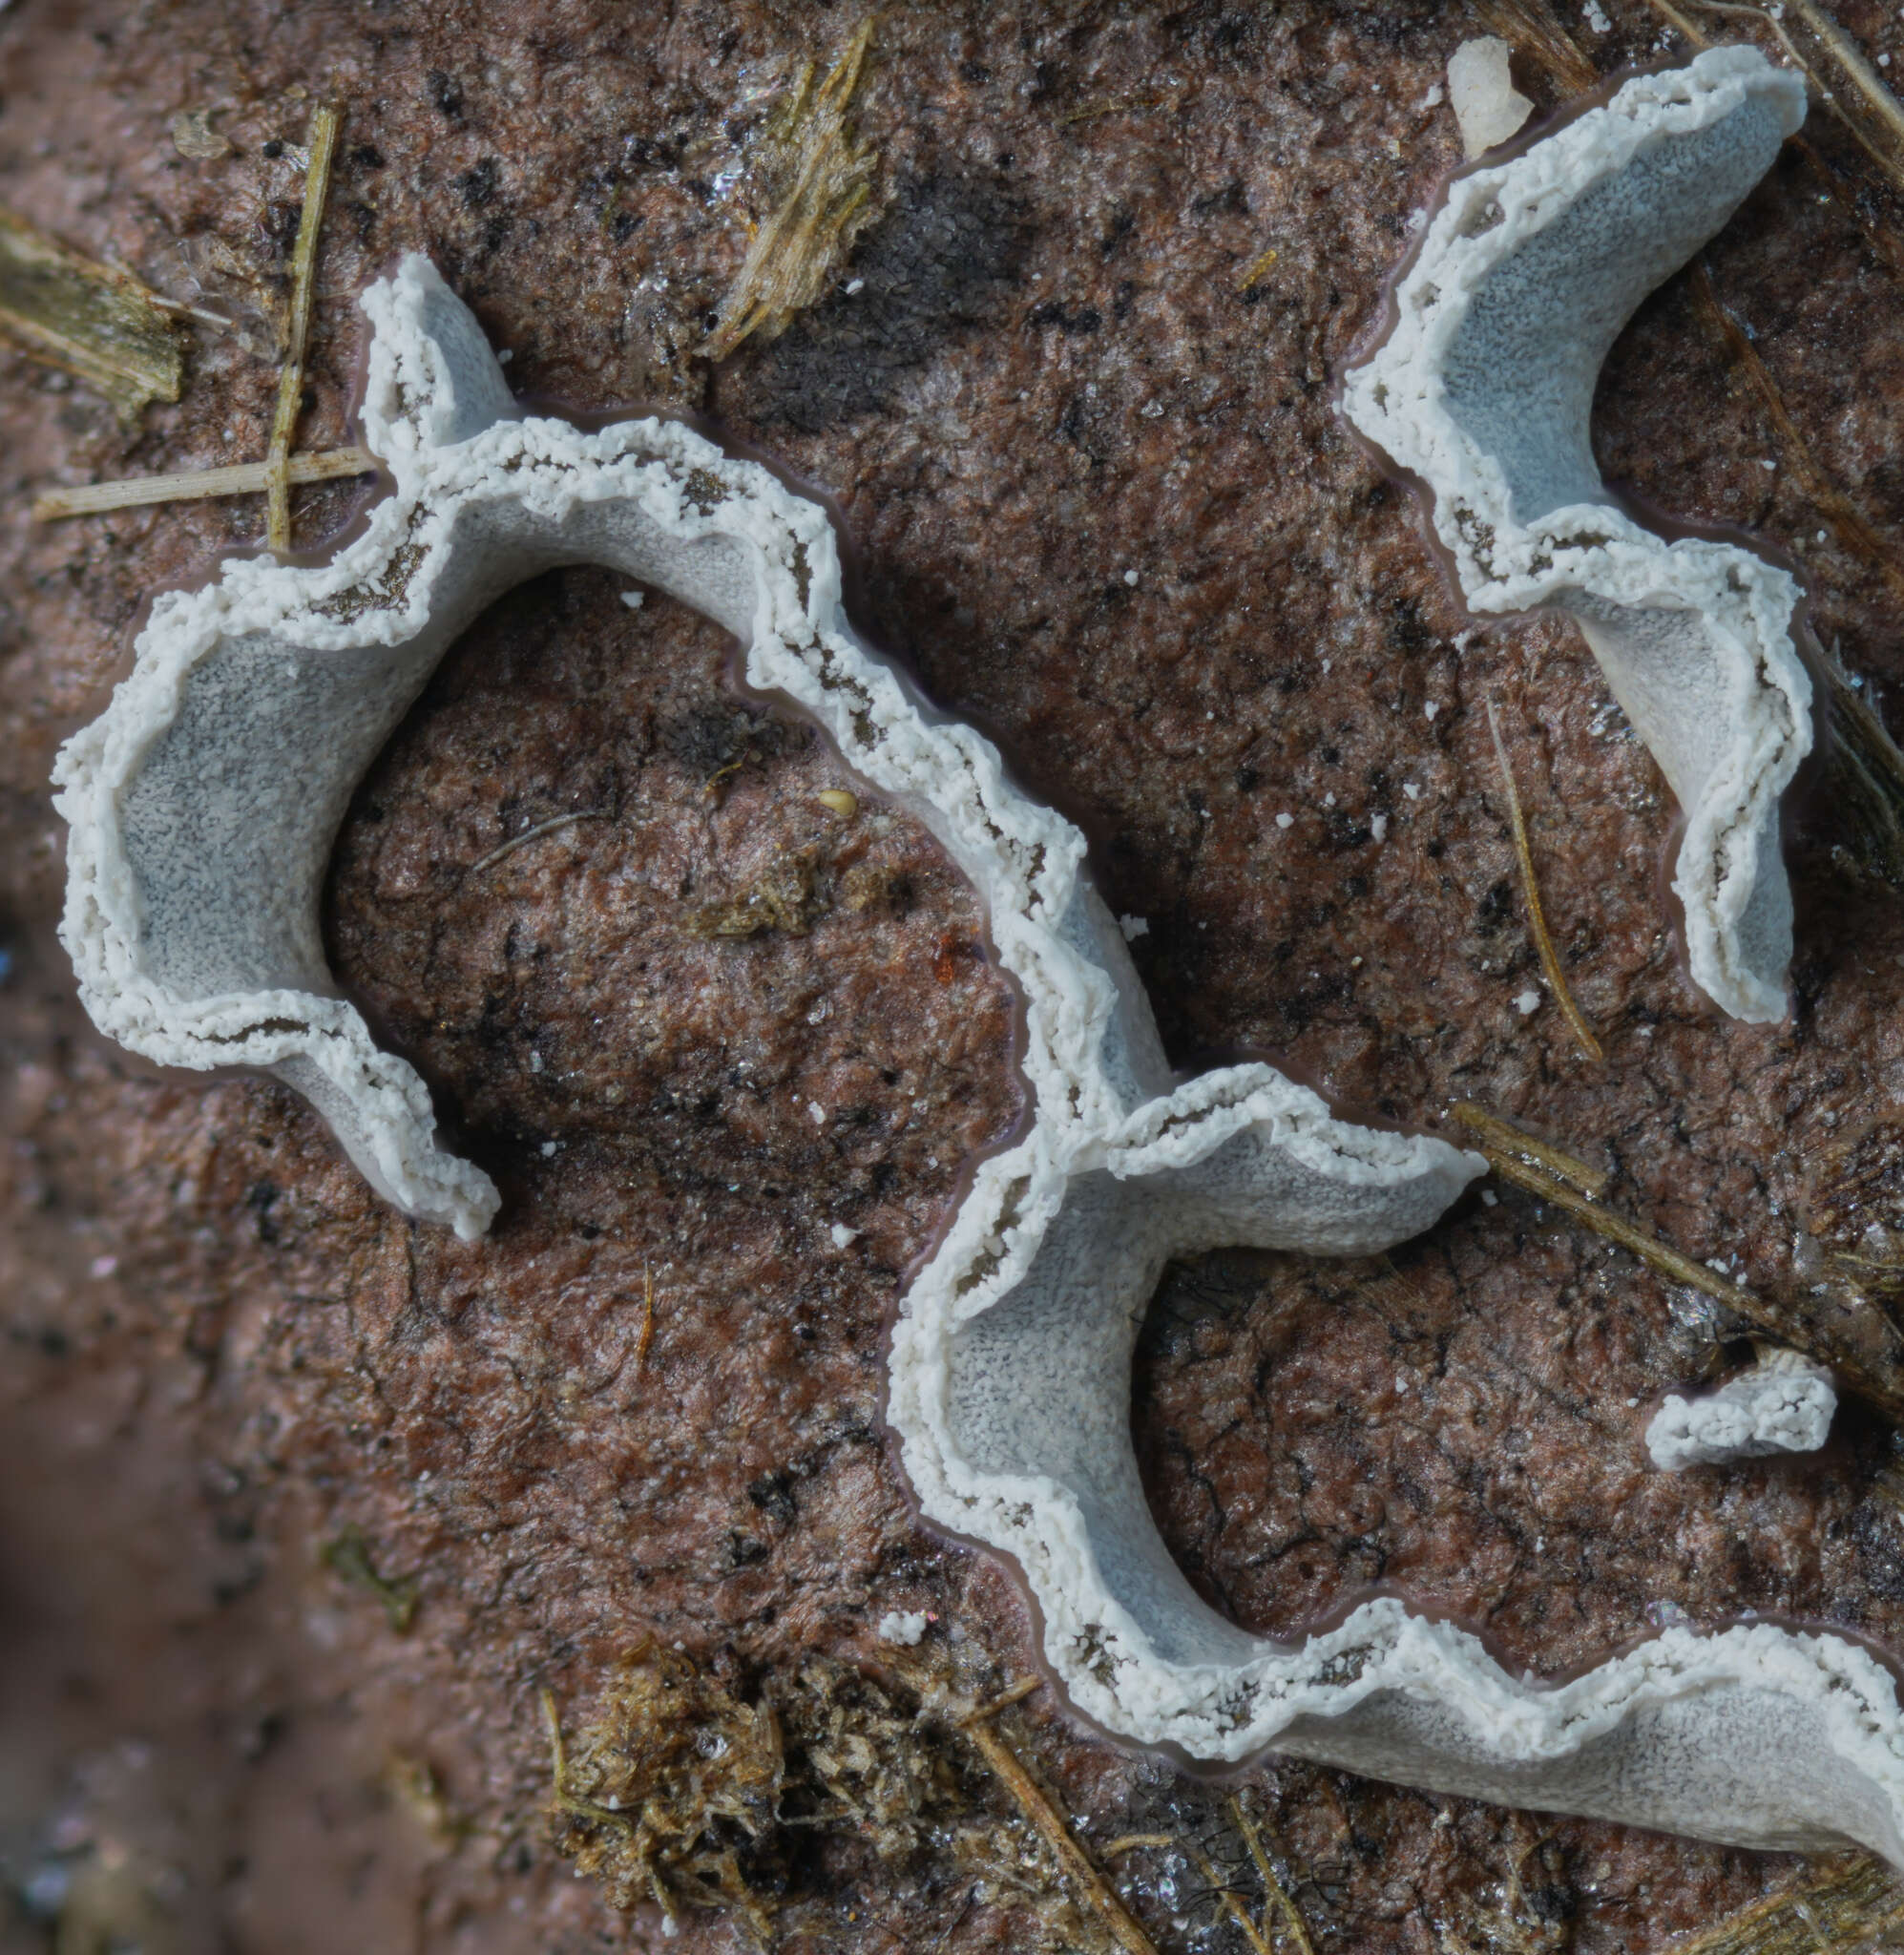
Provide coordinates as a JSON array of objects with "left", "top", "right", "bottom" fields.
[
  {"left": 685, "top": 847, "right": 826, "bottom": 938},
  {"left": 0, "top": 205, "right": 185, "bottom": 422},
  {"left": 320, "top": 1523, "right": 419, "bottom": 1631}
]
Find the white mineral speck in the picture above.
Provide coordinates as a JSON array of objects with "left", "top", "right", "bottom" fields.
[
  {"left": 1516, "top": 987, "right": 1540, "bottom": 1015},
  {"left": 1123, "top": 568, "right": 1140, "bottom": 586},
  {"left": 1582, "top": 0, "right": 1611, "bottom": 31},
  {"left": 1276, "top": 811, "right": 1294, "bottom": 829},
  {"left": 846, "top": 278, "right": 865, "bottom": 294},
  {"left": 1424, "top": 701, "right": 1439, "bottom": 720},
  {"left": 877, "top": 1609, "right": 930, "bottom": 1645},
  {"left": 620, "top": 589, "right": 645, "bottom": 608},
  {"left": 1403, "top": 782, "right": 1422, "bottom": 800},
  {"left": 808, "top": 1101, "right": 826, "bottom": 1125},
  {"left": 1119, "top": 914, "right": 1150, "bottom": 941},
  {"left": 1370, "top": 813, "right": 1390, "bottom": 840},
  {"left": 830, "top": 1223, "right": 861, "bottom": 1248}
]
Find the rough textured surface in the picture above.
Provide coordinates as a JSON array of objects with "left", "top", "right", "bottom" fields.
[{"left": 11, "top": 0, "right": 1904, "bottom": 1949}]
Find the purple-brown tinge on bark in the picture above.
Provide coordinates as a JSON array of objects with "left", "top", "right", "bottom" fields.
[{"left": 11, "top": 1, "right": 1904, "bottom": 1949}]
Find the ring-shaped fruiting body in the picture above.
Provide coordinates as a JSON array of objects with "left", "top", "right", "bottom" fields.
[
  {"left": 1343, "top": 47, "right": 1811, "bottom": 1023},
  {"left": 52, "top": 256, "right": 1904, "bottom": 1863}
]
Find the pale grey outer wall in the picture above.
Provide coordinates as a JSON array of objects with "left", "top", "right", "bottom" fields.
[
  {"left": 1341, "top": 47, "right": 1812, "bottom": 1024},
  {"left": 51, "top": 237, "right": 1904, "bottom": 1862}
]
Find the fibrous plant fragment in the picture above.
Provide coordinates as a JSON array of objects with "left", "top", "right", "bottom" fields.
[
  {"left": 0, "top": 204, "right": 186, "bottom": 422},
  {"left": 1343, "top": 48, "right": 1812, "bottom": 1022},
  {"left": 51, "top": 253, "right": 1904, "bottom": 1865},
  {"left": 701, "top": 18, "right": 881, "bottom": 363}
]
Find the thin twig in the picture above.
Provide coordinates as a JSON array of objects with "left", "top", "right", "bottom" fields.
[
  {"left": 265, "top": 101, "right": 342, "bottom": 551},
  {"left": 959, "top": 1710, "right": 1161, "bottom": 1955},
  {"left": 1236, "top": 245, "right": 1281, "bottom": 294},
  {"left": 1449, "top": 1101, "right": 1609, "bottom": 1199},
  {"left": 1485, "top": 698, "right": 1603, "bottom": 1062},
  {"left": 467, "top": 810, "right": 608, "bottom": 876},
  {"left": 33, "top": 444, "right": 375, "bottom": 521}
]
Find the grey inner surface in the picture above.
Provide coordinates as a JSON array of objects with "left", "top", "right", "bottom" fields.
[
  {"left": 1283, "top": 1682, "right": 1904, "bottom": 1861},
  {"left": 1440, "top": 95, "right": 1789, "bottom": 526},
  {"left": 118, "top": 497, "right": 764, "bottom": 1020}
]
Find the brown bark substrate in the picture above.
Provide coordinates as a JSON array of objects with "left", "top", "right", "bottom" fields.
[{"left": 9, "top": 2, "right": 1904, "bottom": 1949}]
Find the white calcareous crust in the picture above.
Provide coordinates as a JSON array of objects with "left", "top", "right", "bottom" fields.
[
  {"left": 53, "top": 253, "right": 1904, "bottom": 1865},
  {"left": 1647, "top": 1347, "right": 1837, "bottom": 1469},
  {"left": 1343, "top": 47, "right": 1812, "bottom": 1023}
]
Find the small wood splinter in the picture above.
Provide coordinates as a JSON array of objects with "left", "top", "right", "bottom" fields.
[
  {"left": 266, "top": 100, "right": 343, "bottom": 551},
  {"left": 32, "top": 445, "right": 374, "bottom": 522},
  {"left": 1486, "top": 697, "right": 1604, "bottom": 1062}
]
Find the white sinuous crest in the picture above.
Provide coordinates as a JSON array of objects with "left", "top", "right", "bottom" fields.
[
  {"left": 1342, "top": 46, "right": 1812, "bottom": 1023},
  {"left": 53, "top": 248, "right": 1904, "bottom": 1863}
]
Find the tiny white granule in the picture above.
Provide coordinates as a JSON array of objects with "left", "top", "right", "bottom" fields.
[
  {"left": 1403, "top": 782, "right": 1422, "bottom": 801},
  {"left": 1516, "top": 987, "right": 1540, "bottom": 1015},
  {"left": 1118, "top": 914, "right": 1150, "bottom": 941},
  {"left": 1883, "top": 52, "right": 1894, "bottom": 68},
  {"left": 1394, "top": 1377, "right": 1410, "bottom": 1395},
  {"left": 541, "top": 1140, "right": 557, "bottom": 1157},
  {"left": 1123, "top": 568, "right": 1140, "bottom": 586},
  {"left": 620, "top": 589, "right": 645, "bottom": 608},
  {"left": 808, "top": 1101, "right": 826, "bottom": 1125},
  {"left": 1418, "top": 80, "right": 1445, "bottom": 111},
  {"left": 829, "top": 1222, "right": 860, "bottom": 1248},
  {"left": 1581, "top": 0, "right": 1611, "bottom": 31},
  {"left": 1423, "top": 700, "right": 1439, "bottom": 720},
  {"left": 1321, "top": 657, "right": 1331, "bottom": 674},
  {"left": 1816, "top": 528, "right": 1829, "bottom": 543},
  {"left": 90, "top": 1253, "right": 117, "bottom": 1279},
  {"left": 1758, "top": 458, "right": 1776, "bottom": 471},
  {"left": 1323, "top": 791, "right": 1336, "bottom": 808},
  {"left": 1370, "top": 812, "right": 1389, "bottom": 840},
  {"left": 496, "top": 347, "right": 513, "bottom": 365},
  {"left": 877, "top": 1609, "right": 930, "bottom": 1646},
  {"left": 1480, "top": 1188, "right": 1498, "bottom": 1207},
  {"left": 1140, "top": 399, "right": 1164, "bottom": 418},
  {"left": 1275, "top": 811, "right": 1294, "bottom": 829},
  {"left": 529, "top": 1050, "right": 544, "bottom": 1073},
  {"left": 846, "top": 277, "right": 865, "bottom": 294}
]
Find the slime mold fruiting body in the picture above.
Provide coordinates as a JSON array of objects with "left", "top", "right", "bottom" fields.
[
  {"left": 52, "top": 246, "right": 1904, "bottom": 1864},
  {"left": 1343, "top": 46, "right": 1812, "bottom": 1023}
]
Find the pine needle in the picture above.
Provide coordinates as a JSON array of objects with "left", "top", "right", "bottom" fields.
[
  {"left": 1450, "top": 1101, "right": 1609, "bottom": 1199},
  {"left": 701, "top": 18, "right": 882, "bottom": 363},
  {"left": 32, "top": 444, "right": 374, "bottom": 520},
  {"left": 1484, "top": 698, "right": 1603, "bottom": 1062},
  {"left": 265, "top": 101, "right": 342, "bottom": 551},
  {"left": 960, "top": 1691, "right": 1162, "bottom": 1955},
  {"left": 0, "top": 205, "right": 185, "bottom": 423}
]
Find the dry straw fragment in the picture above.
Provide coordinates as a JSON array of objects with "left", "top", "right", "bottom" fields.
[
  {"left": 1484, "top": 700, "right": 1603, "bottom": 1062},
  {"left": 32, "top": 445, "right": 374, "bottom": 521},
  {"left": 265, "top": 100, "right": 343, "bottom": 550},
  {"left": 701, "top": 17, "right": 882, "bottom": 362},
  {"left": 0, "top": 205, "right": 185, "bottom": 422}
]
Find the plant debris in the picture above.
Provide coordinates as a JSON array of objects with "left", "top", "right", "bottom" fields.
[
  {"left": 685, "top": 848, "right": 826, "bottom": 938},
  {"left": 169, "top": 109, "right": 232, "bottom": 160},
  {"left": 0, "top": 204, "right": 185, "bottom": 422},
  {"left": 466, "top": 809, "right": 609, "bottom": 877},
  {"left": 1450, "top": 1102, "right": 1609, "bottom": 1199},
  {"left": 320, "top": 1523, "right": 419, "bottom": 1632},
  {"left": 265, "top": 99, "right": 342, "bottom": 550},
  {"left": 542, "top": 1645, "right": 1123, "bottom": 1947},
  {"left": 1666, "top": 1852, "right": 1904, "bottom": 1955},
  {"left": 1484, "top": 699, "right": 1603, "bottom": 1062},
  {"left": 701, "top": 18, "right": 883, "bottom": 363}
]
